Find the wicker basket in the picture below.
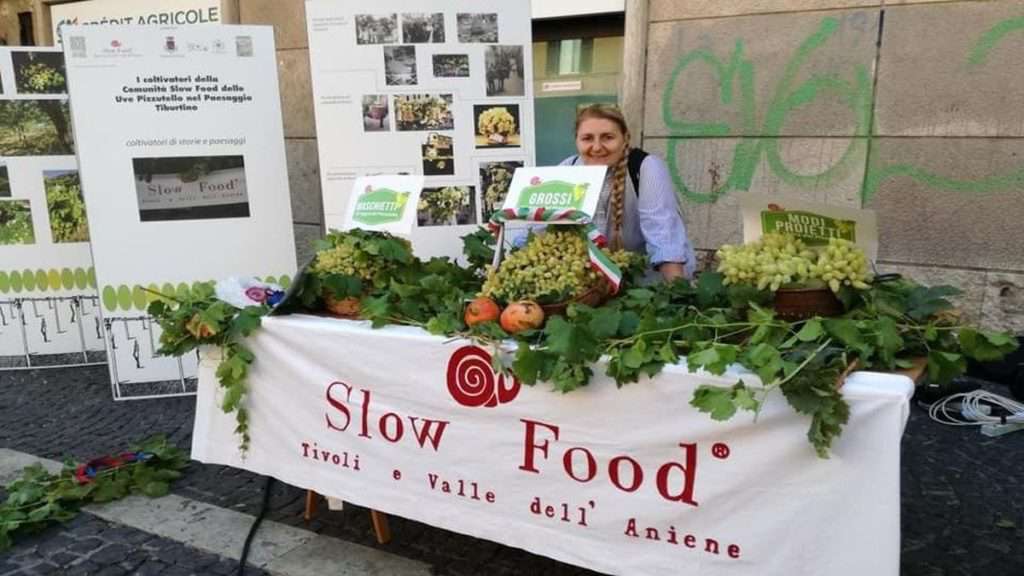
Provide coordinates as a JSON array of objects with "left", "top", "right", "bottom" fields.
[
  {"left": 323, "top": 292, "right": 362, "bottom": 319},
  {"left": 540, "top": 281, "right": 610, "bottom": 318},
  {"left": 772, "top": 287, "right": 843, "bottom": 320}
]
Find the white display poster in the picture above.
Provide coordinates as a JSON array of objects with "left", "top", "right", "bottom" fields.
[
  {"left": 306, "top": 0, "right": 536, "bottom": 260},
  {"left": 51, "top": 0, "right": 223, "bottom": 43},
  {"left": 738, "top": 194, "right": 879, "bottom": 262},
  {"left": 0, "top": 47, "right": 104, "bottom": 369},
  {"left": 502, "top": 166, "right": 607, "bottom": 217},
  {"left": 62, "top": 25, "right": 296, "bottom": 395},
  {"left": 343, "top": 175, "right": 423, "bottom": 234}
]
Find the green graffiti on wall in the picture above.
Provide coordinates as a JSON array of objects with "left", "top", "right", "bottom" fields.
[
  {"left": 662, "top": 18, "right": 872, "bottom": 204},
  {"left": 967, "top": 15, "right": 1024, "bottom": 67},
  {"left": 661, "top": 15, "right": 1024, "bottom": 205}
]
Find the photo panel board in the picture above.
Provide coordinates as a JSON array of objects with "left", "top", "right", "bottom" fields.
[
  {"left": 307, "top": 0, "right": 535, "bottom": 260},
  {"left": 62, "top": 25, "right": 296, "bottom": 394},
  {"left": 0, "top": 47, "right": 104, "bottom": 369}
]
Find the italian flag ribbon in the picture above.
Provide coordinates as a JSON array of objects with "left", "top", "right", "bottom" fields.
[{"left": 488, "top": 207, "right": 623, "bottom": 293}]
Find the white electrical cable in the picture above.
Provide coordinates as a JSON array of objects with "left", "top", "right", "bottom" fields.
[{"left": 928, "top": 389, "right": 1024, "bottom": 426}]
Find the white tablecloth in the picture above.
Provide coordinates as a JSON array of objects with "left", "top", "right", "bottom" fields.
[{"left": 192, "top": 314, "right": 913, "bottom": 576}]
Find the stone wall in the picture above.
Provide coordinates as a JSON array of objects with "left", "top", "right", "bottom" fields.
[
  {"left": 643, "top": 0, "right": 1024, "bottom": 331},
  {"left": 0, "top": 0, "right": 35, "bottom": 45}
]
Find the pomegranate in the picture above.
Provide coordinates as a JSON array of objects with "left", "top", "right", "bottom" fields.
[
  {"left": 465, "top": 297, "right": 501, "bottom": 327},
  {"left": 500, "top": 300, "right": 545, "bottom": 334}
]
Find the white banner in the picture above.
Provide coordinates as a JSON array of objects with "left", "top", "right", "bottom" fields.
[
  {"left": 51, "top": 0, "right": 222, "bottom": 42},
  {"left": 192, "top": 315, "right": 912, "bottom": 576},
  {"left": 0, "top": 47, "right": 104, "bottom": 367},
  {"left": 62, "top": 25, "right": 296, "bottom": 392},
  {"left": 307, "top": 0, "right": 536, "bottom": 260}
]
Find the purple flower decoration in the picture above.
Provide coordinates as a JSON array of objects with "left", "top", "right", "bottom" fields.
[
  {"left": 245, "top": 286, "right": 268, "bottom": 303},
  {"left": 216, "top": 277, "right": 286, "bottom": 309}
]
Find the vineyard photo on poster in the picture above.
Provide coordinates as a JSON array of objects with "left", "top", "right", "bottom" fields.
[
  {"left": 383, "top": 45, "right": 417, "bottom": 86},
  {"left": 362, "top": 95, "right": 390, "bottom": 131},
  {"left": 44, "top": 170, "right": 89, "bottom": 243},
  {"left": 402, "top": 13, "right": 445, "bottom": 43},
  {"left": 0, "top": 100, "right": 74, "bottom": 156},
  {"left": 474, "top": 104, "right": 520, "bottom": 148},
  {"left": 432, "top": 54, "right": 469, "bottom": 78},
  {"left": 12, "top": 51, "right": 67, "bottom": 95},
  {"left": 485, "top": 46, "right": 524, "bottom": 97},
  {"left": 0, "top": 165, "right": 9, "bottom": 197},
  {"left": 417, "top": 185, "right": 476, "bottom": 227},
  {"left": 132, "top": 155, "right": 249, "bottom": 222},
  {"left": 479, "top": 160, "right": 522, "bottom": 221},
  {"left": 355, "top": 14, "right": 398, "bottom": 45},
  {"left": 0, "top": 199, "right": 35, "bottom": 245},
  {"left": 395, "top": 93, "right": 454, "bottom": 131},
  {"left": 421, "top": 132, "right": 454, "bottom": 176},
  {"left": 456, "top": 13, "right": 498, "bottom": 43}
]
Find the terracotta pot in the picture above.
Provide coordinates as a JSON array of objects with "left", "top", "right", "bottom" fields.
[
  {"left": 323, "top": 292, "right": 361, "bottom": 319},
  {"left": 772, "top": 287, "right": 844, "bottom": 320}
]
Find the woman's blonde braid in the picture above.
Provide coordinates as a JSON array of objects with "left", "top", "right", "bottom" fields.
[{"left": 608, "top": 135, "right": 631, "bottom": 250}]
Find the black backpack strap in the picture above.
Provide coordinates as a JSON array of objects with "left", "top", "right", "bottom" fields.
[{"left": 627, "top": 148, "right": 648, "bottom": 196}]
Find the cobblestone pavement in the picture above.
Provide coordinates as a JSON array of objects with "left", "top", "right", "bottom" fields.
[
  {"left": 2, "top": 365, "right": 1023, "bottom": 575},
  {"left": 0, "top": 513, "right": 269, "bottom": 576}
]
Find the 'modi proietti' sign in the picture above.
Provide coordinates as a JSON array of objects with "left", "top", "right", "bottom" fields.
[{"left": 192, "top": 315, "right": 910, "bottom": 576}]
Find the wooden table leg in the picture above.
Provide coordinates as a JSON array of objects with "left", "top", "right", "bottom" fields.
[
  {"left": 305, "top": 490, "right": 390, "bottom": 545},
  {"left": 370, "top": 510, "right": 392, "bottom": 544},
  {"left": 304, "top": 489, "right": 318, "bottom": 523}
]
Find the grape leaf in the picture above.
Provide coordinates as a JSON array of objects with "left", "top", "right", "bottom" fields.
[{"left": 690, "top": 386, "right": 738, "bottom": 421}]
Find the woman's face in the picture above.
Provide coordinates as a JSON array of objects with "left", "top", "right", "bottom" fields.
[{"left": 575, "top": 117, "right": 626, "bottom": 166}]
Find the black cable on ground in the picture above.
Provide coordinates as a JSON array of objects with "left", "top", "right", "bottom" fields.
[{"left": 237, "top": 476, "right": 276, "bottom": 575}]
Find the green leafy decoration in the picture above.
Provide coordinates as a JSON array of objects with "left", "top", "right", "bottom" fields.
[{"left": 0, "top": 436, "right": 186, "bottom": 551}]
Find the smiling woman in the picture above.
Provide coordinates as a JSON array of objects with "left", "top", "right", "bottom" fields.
[{"left": 561, "top": 104, "right": 696, "bottom": 281}]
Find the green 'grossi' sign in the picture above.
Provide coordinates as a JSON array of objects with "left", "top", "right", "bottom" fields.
[
  {"left": 353, "top": 187, "right": 411, "bottom": 226},
  {"left": 516, "top": 179, "right": 588, "bottom": 210},
  {"left": 761, "top": 210, "right": 856, "bottom": 246}
]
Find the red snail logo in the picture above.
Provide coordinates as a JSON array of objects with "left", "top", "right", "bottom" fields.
[{"left": 446, "top": 346, "right": 520, "bottom": 408}]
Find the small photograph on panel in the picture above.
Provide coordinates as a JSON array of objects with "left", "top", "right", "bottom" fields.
[
  {"left": 0, "top": 199, "right": 35, "bottom": 245},
  {"left": 474, "top": 104, "right": 521, "bottom": 148},
  {"left": 11, "top": 50, "right": 67, "bottom": 94},
  {"left": 0, "top": 100, "right": 74, "bottom": 156},
  {"left": 395, "top": 94, "right": 454, "bottom": 131},
  {"left": 355, "top": 14, "right": 399, "bottom": 45},
  {"left": 432, "top": 54, "right": 470, "bottom": 78},
  {"left": 418, "top": 185, "right": 477, "bottom": 227},
  {"left": 485, "top": 46, "right": 525, "bottom": 97},
  {"left": 421, "top": 132, "right": 454, "bottom": 176},
  {"left": 383, "top": 45, "right": 417, "bottom": 86},
  {"left": 132, "top": 155, "right": 249, "bottom": 222},
  {"left": 0, "top": 165, "right": 9, "bottom": 197},
  {"left": 43, "top": 170, "right": 89, "bottom": 243},
  {"left": 457, "top": 13, "right": 498, "bottom": 43},
  {"left": 479, "top": 160, "right": 523, "bottom": 222},
  {"left": 402, "top": 13, "right": 445, "bottom": 43},
  {"left": 361, "top": 95, "right": 390, "bottom": 131}
]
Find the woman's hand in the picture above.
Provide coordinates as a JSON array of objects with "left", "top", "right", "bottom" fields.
[{"left": 658, "top": 262, "right": 686, "bottom": 282}]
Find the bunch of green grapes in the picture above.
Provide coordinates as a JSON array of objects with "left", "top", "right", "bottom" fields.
[
  {"left": 808, "top": 238, "right": 872, "bottom": 292},
  {"left": 311, "top": 231, "right": 410, "bottom": 289},
  {"left": 716, "top": 233, "right": 817, "bottom": 291},
  {"left": 483, "top": 227, "right": 637, "bottom": 304}
]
